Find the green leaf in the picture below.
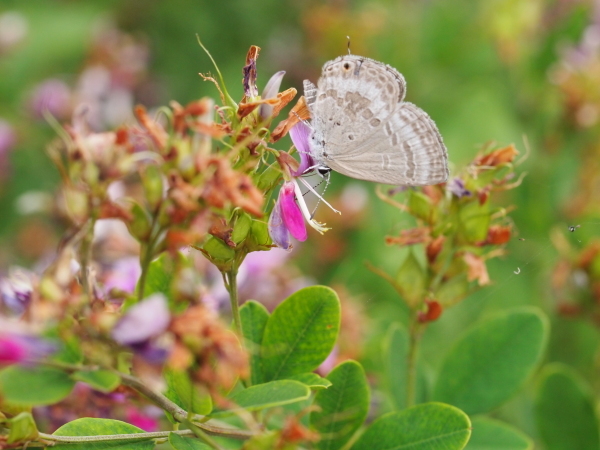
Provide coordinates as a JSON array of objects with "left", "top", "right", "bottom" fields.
[
  {"left": 231, "top": 210, "right": 252, "bottom": 244},
  {"left": 535, "top": 363, "right": 600, "bottom": 450},
  {"left": 286, "top": 372, "right": 332, "bottom": 390},
  {"left": 261, "top": 286, "right": 340, "bottom": 381},
  {"left": 169, "top": 432, "right": 211, "bottom": 450},
  {"left": 246, "top": 219, "right": 272, "bottom": 252},
  {"left": 212, "top": 380, "right": 310, "bottom": 417},
  {"left": 128, "top": 202, "right": 152, "bottom": 240},
  {"left": 311, "top": 361, "right": 370, "bottom": 450},
  {"left": 395, "top": 250, "right": 426, "bottom": 307},
  {"left": 383, "top": 323, "right": 428, "bottom": 410},
  {"left": 141, "top": 253, "right": 174, "bottom": 301},
  {"left": 164, "top": 368, "right": 212, "bottom": 416},
  {"left": 351, "top": 402, "right": 471, "bottom": 450},
  {"left": 202, "top": 236, "right": 235, "bottom": 270},
  {"left": 7, "top": 412, "right": 38, "bottom": 444},
  {"left": 457, "top": 200, "right": 490, "bottom": 244},
  {"left": 71, "top": 370, "right": 121, "bottom": 393},
  {"left": 433, "top": 307, "right": 548, "bottom": 415},
  {"left": 141, "top": 164, "right": 164, "bottom": 210},
  {"left": 408, "top": 191, "right": 436, "bottom": 223},
  {"left": 240, "top": 300, "right": 270, "bottom": 385},
  {"left": 0, "top": 366, "right": 75, "bottom": 406},
  {"left": 466, "top": 417, "right": 532, "bottom": 450},
  {"left": 52, "top": 418, "right": 154, "bottom": 450}
]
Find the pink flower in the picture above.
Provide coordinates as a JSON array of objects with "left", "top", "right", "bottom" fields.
[
  {"left": 28, "top": 79, "right": 72, "bottom": 120},
  {"left": 126, "top": 407, "right": 160, "bottom": 432},
  {"left": 0, "top": 334, "right": 56, "bottom": 365},
  {"left": 267, "top": 123, "right": 336, "bottom": 250}
]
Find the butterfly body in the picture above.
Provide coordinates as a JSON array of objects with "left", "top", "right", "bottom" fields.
[{"left": 303, "top": 55, "right": 448, "bottom": 186}]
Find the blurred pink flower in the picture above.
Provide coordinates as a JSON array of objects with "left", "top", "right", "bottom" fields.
[
  {"left": 102, "top": 256, "right": 141, "bottom": 295},
  {"left": 28, "top": 79, "right": 72, "bottom": 120},
  {"left": 0, "top": 333, "right": 56, "bottom": 365},
  {"left": 126, "top": 406, "right": 160, "bottom": 432},
  {"left": 0, "top": 119, "right": 16, "bottom": 179}
]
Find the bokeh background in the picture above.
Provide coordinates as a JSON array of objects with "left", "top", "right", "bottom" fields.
[{"left": 1, "top": 0, "right": 599, "bottom": 446}]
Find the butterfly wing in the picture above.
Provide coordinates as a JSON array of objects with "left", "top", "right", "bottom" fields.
[
  {"left": 310, "top": 55, "right": 406, "bottom": 147},
  {"left": 326, "top": 102, "right": 448, "bottom": 185}
]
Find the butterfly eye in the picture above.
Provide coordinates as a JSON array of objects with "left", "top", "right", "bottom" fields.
[{"left": 343, "top": 63, "right": 350, "bottom": 70}]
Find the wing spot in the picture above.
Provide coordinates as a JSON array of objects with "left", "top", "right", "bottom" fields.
[
  {"left": 348, "top": 134, "right": 355, "bottom": 141},
  {"left": 361, "top": 108, "right": 374, "bottom": 119},
  {"left": 370, "top": 118, "right": 381, "bottom": 127}
]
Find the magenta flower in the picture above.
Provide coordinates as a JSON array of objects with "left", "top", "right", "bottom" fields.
[
  {"left": 267, "top": 122, "right": 338, "bottom": 250},
  {"left": 0, "top": 334, "right": 56, "bottom": 365}
]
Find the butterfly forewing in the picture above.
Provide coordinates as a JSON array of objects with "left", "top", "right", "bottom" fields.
[{"left": 304, "top": 54, "right": 448, "bottom": 186}]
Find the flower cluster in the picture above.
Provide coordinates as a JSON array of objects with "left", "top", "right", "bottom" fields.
[{"left": 370, "top": 144, "right": 523, "bottom": 322}]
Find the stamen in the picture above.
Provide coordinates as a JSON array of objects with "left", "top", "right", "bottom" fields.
[{"left": 292, "top": 180, "right": 330, "bottom": 234}]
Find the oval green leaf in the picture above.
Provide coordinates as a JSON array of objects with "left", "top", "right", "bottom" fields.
[
  {"left": 261, "top": 286, "right": 340, "bottom": 381},
  {"left": 71, "top": 369, "right": 121, "bottom": 393},
  {"left": 351, "top": 402, "right": 471, "bottom": 450},
  {"left": 286, "top": 372, "right": 332, "bottom": 390},
  {"left": 212, "top": 380, "right": 310, "bottom": 417},
  {"left": 169, "top": 432, "right": 211, "bottom": 450},
  {"left": 535, "top": 363, "right": 600, "bottom": 450},
  {"left": 0, "top": 366, "right": 75, "bottom": 406},
  {"left": 466, "top": 417, "right": 532, "bottom": 450},
  {"left": 164, "top": 368, "right": 212, "bottom": 416},
  {"left": 433, "top": 307, "right": 548, "bottom": 415},
  {"left": 240, "top": 300, "right": 270, "bottom": 385},
  {"left": 52, "top": 418, "right": 154, "bottom": 450},
  {"left": 311, "top": 360, "right": 370, "bottom": 450}
]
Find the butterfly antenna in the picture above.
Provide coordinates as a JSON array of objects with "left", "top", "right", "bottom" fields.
[
  {"left": 310, "top": 173, "right": 331, "bottom": 219},
  {"left": 298, "top": 176, "right": 340, "bottom": 214},
  {"left": 303, "top": 177, "right": 325, "bottom": 196},
  {"left": 347, "top": 36, "right": 352, "bottom": 55}
]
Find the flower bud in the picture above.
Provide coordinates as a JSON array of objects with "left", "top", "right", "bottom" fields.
[{"left": 141, "top": 164, "right": 164, "bottom": 211}]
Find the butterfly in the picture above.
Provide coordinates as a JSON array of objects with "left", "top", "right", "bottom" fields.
[{"left": 302, "top": 55, "right": 448, "bottom": 186}]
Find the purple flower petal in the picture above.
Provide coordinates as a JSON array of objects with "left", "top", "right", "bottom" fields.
[
  {"left": 0, "top": 119, "right": 16, "bottom": 157},
  {"left": 0, "top": 267, "right": 34, "bottom": 316},
  {"left": 259, "top": 71, "right": 285, "bottom": 119},
  {"left": 112, "top": 293, "right": 170, "bottom": 345},
  {"left": 447, "top": 177, "right": 472, "bottom": 198},
  {"left": 103, "top": 257, "right": 141, "bottom": 295},
  {"left": 289, "top": 122, "right": 315, "bottom": 176},
  {"left": 279, "top": 182, "right": 307, "bottom": 242},
  {"left": 268, "top": 196, "right": 292, "bottom": 251}
]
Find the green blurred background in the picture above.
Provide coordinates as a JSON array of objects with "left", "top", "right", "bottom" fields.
[{"left": 1, "top": 0, "right": 599, "bottom": 446}]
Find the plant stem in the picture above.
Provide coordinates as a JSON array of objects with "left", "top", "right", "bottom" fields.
[
  {"left": 39, "top": 429, "right": 198, "bottom": 443},
  {"left": 406, "top": 315, "right": 424, "bottom": 408},
  {"left": 40, "top": 361, "right": 254, "bottom": 440},
  {"left": 137, "top": 240, "right": 155, "bottom": 301},
  {"left": 137, "top": 213, "right": 161, "bottom": 301},
  {"left": 79, "top": 219, "right": 95, "bottom": 300},
  {"left": 224, "top": 269, "right": 243, "bottom": 339}
]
